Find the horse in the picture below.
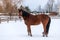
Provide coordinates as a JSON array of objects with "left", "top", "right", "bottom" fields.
[{"left": 18, "top": 9, "right": 51, "bottom": 37}]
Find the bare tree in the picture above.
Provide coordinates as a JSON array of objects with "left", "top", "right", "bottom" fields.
[
  {"left": 2, "top": 0, "right": 23, "bottom": 14},
  {"left": 37, "top": 5, "right": 42, "bottom": 12},
  {"left": 45, "top": 0, "right": 54, "bottom": 12},
  {"left": 0, "top": 5, "right": 3, "bottom": 13},
  {"left": 2, "top": 0, "right": 23, "bottom": 20}
]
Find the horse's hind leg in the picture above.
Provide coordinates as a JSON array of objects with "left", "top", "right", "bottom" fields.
[
  {"left": 27, "top": 25, "right": 32, "bottom": 36},
  {"left": 42, "top": 19, "right": 50, "bottom": 37},
  {"left": 42, "top": 20, "right": 48, "bottom": 37},
  {"left": 46, "top": 17, "right": 51, "bottom": 37}
]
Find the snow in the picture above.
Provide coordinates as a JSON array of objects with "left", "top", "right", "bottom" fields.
[{"left": 0, "top": 19, "right": 60, "bottom": 40}]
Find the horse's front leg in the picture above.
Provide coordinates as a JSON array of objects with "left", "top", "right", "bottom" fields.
[{"left": 27, "top": 25, "right": 32, "bottom": 36}]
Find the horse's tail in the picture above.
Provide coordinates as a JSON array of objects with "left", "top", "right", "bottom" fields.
[{"left": 46, "top": 17, "right": 51, "bottom": 34}]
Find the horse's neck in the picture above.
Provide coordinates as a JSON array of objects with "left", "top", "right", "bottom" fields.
[{"left": 22, "top": 13, "right": 34, "bottom": 20}]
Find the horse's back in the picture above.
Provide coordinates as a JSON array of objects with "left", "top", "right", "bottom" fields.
[
  {"left": 35, "top": 14, "right": 49, "bottom": 19},
  {"left": 29, "top": 14, "right": 50, "bottom": 25},
  {"left": 40, "top": 14, "right": 49, "bottom": 19}
]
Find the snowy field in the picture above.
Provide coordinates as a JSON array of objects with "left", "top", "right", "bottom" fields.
[{"left": 0, "top": 18, "right": 60, "bottom": 40}]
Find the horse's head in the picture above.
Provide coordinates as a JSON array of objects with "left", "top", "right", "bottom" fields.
[
  {"left": 18, "top": 9, "right": 23, "bottom": 19},
  {"left": 18, "top": 8, "right": 30, "bottom": 18}
]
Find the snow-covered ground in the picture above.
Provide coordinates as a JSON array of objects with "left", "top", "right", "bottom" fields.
[{"left": 0, "top": 19, "right": 60, "bottom": 40}]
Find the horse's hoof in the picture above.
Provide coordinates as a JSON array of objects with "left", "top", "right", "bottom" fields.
[
  {"left": 43, "top": 35, "right": 45, "bottom": 37},
  {"left": 28, "top": 34, "right": 32, "bottom": 37},
  {"left": 42, "top": 34, "right": 45, "bottom": 37},
  {"left": 42, "top": 32, "right": 45, "bottom": 37},
  {"left": 28, "top": 35, "right": 32, "bottom": 37},
  {"left": 30, "top": 34, "right": 32, "bottom": 37},
  {"left": 46, "top": 35, "right": 48, "bottom": 37},
  {"left": 43, "top": 35, "right": 48, "bottom": 37}
]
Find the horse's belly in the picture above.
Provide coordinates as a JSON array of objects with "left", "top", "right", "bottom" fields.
[{"left": 31, "top": 22, "right": 41, "bottom": 25}]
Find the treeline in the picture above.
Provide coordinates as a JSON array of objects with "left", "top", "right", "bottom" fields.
[{"left": 0, "top": 0, "right": 22, "bottom": 16}]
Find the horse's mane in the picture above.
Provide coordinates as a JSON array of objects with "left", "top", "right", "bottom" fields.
[{"left": 22, "top": 10, "right": 30, "bottom": 17}]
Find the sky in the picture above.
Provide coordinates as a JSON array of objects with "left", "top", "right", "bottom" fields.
[
  {"left": 22, "top": 0, "right": 48, "bottom": 11},
  {"left": 22, "top": 0, "right": 58, "bottom": 11}
]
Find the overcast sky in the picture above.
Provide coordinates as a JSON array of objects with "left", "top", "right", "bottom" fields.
[{"left": 22, "top": 0, "right": 58, "bottom": 11}]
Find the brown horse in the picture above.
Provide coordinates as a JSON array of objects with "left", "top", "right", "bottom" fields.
[{"left": 18, "top": 9, "right": 51, "bottom": 37}]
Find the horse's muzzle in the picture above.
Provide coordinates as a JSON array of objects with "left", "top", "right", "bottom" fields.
[
  {"left": 19, "top": 16, "right": 22, "bottom": 20},
  {"left": 19, "top": 16, "right": 21, "bottom": 19}
]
